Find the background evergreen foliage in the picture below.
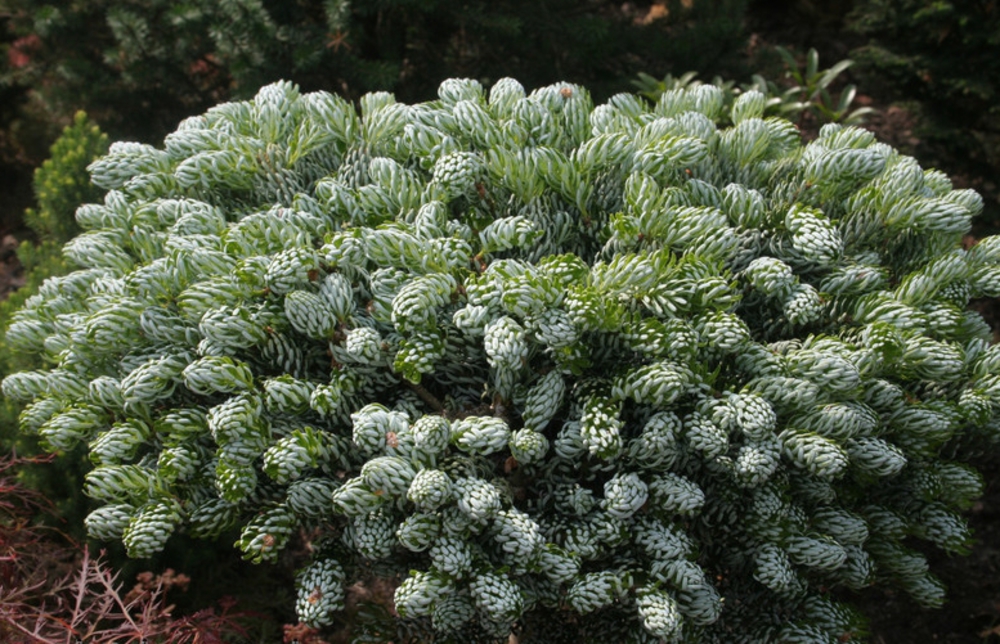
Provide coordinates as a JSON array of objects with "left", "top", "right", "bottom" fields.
[
  {"left": 846, "top": 0, "right": 1000, "bottom": 231},
  {"left": 4, "top": 0, "right": 998, "bottom": 235},
  {"left": 0, "top": 0, "right": 749, "bottom": 145}
]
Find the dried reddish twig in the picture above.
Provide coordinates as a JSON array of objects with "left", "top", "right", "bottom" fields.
[{"left": 0, "top": 452, "right": 255, "bottom": 643}]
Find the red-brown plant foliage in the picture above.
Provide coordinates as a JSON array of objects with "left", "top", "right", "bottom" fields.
[{"left": 0, "top": 453, "right": 254, "bottom": 644}]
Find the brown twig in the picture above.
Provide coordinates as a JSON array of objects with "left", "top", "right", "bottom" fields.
[
  {"left": 0, "top": 452, "right": 253, "bottom": 644},
  {"left": 404, "top": 381, "right": 446, "bottom": 413}
]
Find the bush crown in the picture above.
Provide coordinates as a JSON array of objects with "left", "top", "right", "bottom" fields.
[{"left": 3, "top": 78, "right": 999, "bottom": 642}]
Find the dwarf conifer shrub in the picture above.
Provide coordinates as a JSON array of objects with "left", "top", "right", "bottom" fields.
[{"left": 3, "top": 79, "right": 1000, "bottom": 642}]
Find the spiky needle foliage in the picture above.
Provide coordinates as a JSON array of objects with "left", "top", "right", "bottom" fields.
[{"left": 3, "top": 78, "right": 999, "bottom": 642}]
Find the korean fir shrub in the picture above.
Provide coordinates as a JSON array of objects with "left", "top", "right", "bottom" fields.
[{"left": 3, "top": 78, "right": 999, "bottom": 643}]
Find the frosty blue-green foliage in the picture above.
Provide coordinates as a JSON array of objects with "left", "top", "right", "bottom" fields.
[{"left": 3, "top": 77, "right": 1000, "bottom": 642}]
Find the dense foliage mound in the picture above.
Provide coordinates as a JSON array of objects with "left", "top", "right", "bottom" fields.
[{"left": 3, "top": 79, "right": 1000, "bottom": 643}]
